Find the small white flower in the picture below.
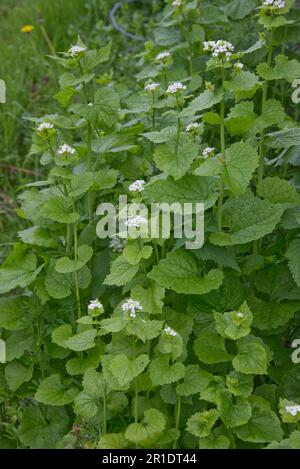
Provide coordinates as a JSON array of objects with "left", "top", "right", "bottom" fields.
[
  {"left": 144, "top": 82, "right": 160, "bottom": 92},
  {"left": 68, "top": 44, "right": 87, "bottom": 58},
  {"left": 285, "top": 405, "right": 300, "bottom": 417},
  {"left": 186, "top": 122, "right": 200, "bottom": 132},
  {"left": 234, "top": 62, "right": 244, "bottom": 72},
  {"left": 156, "top": 51, "right": 171, "bottom": 61},
  {"left": 58, "top": 144, "right": 76, "bottom": 155},
  {"left": 202, "top": 147, "right": 215, "bottom": 158},
  {"left": 172, "top": 0, "right": 182, "bottom": 6},
  {"left": 88, "top": 102, "right": 93, "bottom": 107},
  {"left": 109, "top": 236, "right": 126, "bottom": 252},
  {"left": 164, "top": 326, "right": 177, "bottom": 337},
  {"left": 125, "top": 215, "right": 148, "bottom": 228},
  {"left": 37, "top": 122, "right": 54, "bottom": 133},
  {"left": 236, "top": 312, "right": 244, "bottom": 319},
  {"left": 121, "top": 299, "right": 143, "bottom": 318},
  {"left": 166, "top": 81, "right": 187, "bottom": 94},
  {"left": 129, "top": 179, "right": 146, "bottom": 192},
  {"left": 203, "top": 40, "right": 234, "bottom": 61},
  {"left": 88, "top": 299, "right": 103, "bottom": 311},
  {"left": 263, "top": 0, "right": 285, "bottom": 8}
]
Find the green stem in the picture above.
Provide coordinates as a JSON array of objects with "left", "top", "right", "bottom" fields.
[
  {"left": 87, "top": 122, "right": 93, "bottom": 223},
  {"left": 257, "top": 30, "right": 274, "bottom": 191},
  {"left": 134, "top": 378, "right": 139, "bottom": 424},
  {"left": 73, "top": 215, "right": 81, "bottom": 319},
  {"left": 173, "top": 395, "right": 181, "bottom": 449},
  {"left": 217, "top": 69, "right": 226, "bottom": 231},
  {"left": 152, "top": 92, "right": 156, "bottom": 130},
  {"left": 103, "top": 387, "right": 107, "bottom": 435}
]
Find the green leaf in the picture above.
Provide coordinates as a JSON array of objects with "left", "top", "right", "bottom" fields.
[
  {"left": 125, "top": 409, "right": 166, "bottom": 444},
  {"left": 126, "top": 318, "right": 163, "bottom": 342},
  {"left": 5, "top": 361, "right": 33, "bottom": 391},
  {"left": 233, "top": 397, "right": 283, "bottom": 443},
  {"left": 286, "top": 239, "right": 300, "bottom": 287},
  {"left": 223, "top": 0, "right": 257, "bottom": 19},
  {"left": 186, "top": 409, "right": 219, "bottom": 438},
  {"left": 35, "top": 374, "right": 78, "bottom": 406},
  {"left": 153, "top": 138, "right": 198, "bottom": 180},
  {"left": 233, "top": 340, "right": 268, "bottom": 375},
  {"left": 52, "top": 325, "right": 97, "bottom": 351},
  {"left": 176, "top": 365, "right": 212, "bottom": 396},
  {"left": 148, "top": 250, "right": 223, "bottom": 295},
  {"left": 225, "top": 71, "right": 260, "bottom": 99},
  {"left": 149, "top": 356, "right": 185, "bottom": 386},
  {"left": 217, "top": 391, "right": 252, "bottom": 429},
  {"left": 144, "top": 175, "right": 219, "bottom": 209},
  {"left": 210, "top": 193, "right": 284, "bottom": 246},
  {"left": 257, "top": 55, "right": 300, "bottom": 83},
  {"left": 213, "top": 301, "right": 253, "bottom": 340},
  {"left": 94, "top": 87, "right": 120, "bottom": 128},
  {"left": 104, "top": 254, "right": 139, "bottom": 286},
  {"left": 250, "top": 99, "right": 286, "bottom": 134},
  {"left": 224, "top": 142, "right": 259, "bottom": 195},
  {"left": 55, "top": 245, "right": 93, "bottom": 274},
  {"left": 123, "top": 241, "right": 152, "bottom": 265},
  {"left": 226, "top": 371, "right": 253, "bottom": 398},
  {"left": 19, "top": 407, "right": 69, "bottom": 449},
  {"left": 266, "top": 128, "right": 300, "bottom": 150},
  {"left": 0, "top": 248, "right": 44, "bottom": 294},
  {"left": 131, "top": 282, "right": 165, "bottom": 315},
  {"left": 194, "top": 331, "right": 233, "bottom": 364},
  {"left": 225, "top": 101, "right": 257, "bottom": 136},
  {"left": 141, "top": 126, "right": 177, "bottom": 143},
  {"left": 110, "top": 354, "right": 149, "bottom": 387},
  {"left": 68, "top": 172, "right": 94, "bottom": 197},
  {"left": 18, "top": 226, "right": 57, "bottom": 248},
  {"left": 181, "top": 90, "right": 223, "bottom": 118},
  {"left": 45, "top": 261, "right": 72, "bottom": 299},
  {"left": 41, "top": 196, "right": 80, "bottom": 224},
  {"left": 248, "top": 296, "right": 298, "bottom": 330},
  {"left": 0, "top": 297, "right": 26, "bottom": 330},
  {"left": 258, "top": 177, "right": 300, "bottom": 204},
  {"left": 80, "top": 42, "right": 111, "bottom": 70}
]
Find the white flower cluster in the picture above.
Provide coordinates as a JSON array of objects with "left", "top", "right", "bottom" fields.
[
  {"left": 186, "top": 122, "right": 200, "bottom": 132},
  {"left": 156, "top": 51, "right": 171, "bottom": 61},
  {"left": 122, "top": 299, "right": 143, "bottom": 318},
  {"left": 37, "top": 122, "right": 54, "bottom": 132},
  {"left": 125, "top": 215, "right": 148, "bottom": 228},
  {"left": 172, "top": 0, "right": 182, "bottom": 6},
  {"left": 166, "top": 82, "right": 187, "bottom": 94},
  {"left": 144, "top": 82, "right": 160, "bottom": 92},
  {"left": 203, "top": 40, "right": 234, "bottom": 61},
  {"left": 285, "top": 405, "right": 300, "bottom": 417},
  {"left": 109, "top": 236, "right": 126, "bottom": 252},
  {"left": 88, "top": 299, "right": 103, "bottom": 311},
  {"left": 68, "top": 44, "right": 87, "bottom": 58},
  {"left": 202, "top": 147, "right": 215, "bottom": 158},
  {"left": 263, "top": 0, "right": 285, "bottom": 9},
  {"left": 129, "top": 179, "right": 146, "bottom": 192},
  {"left": 164, "top": 326, "right": 177, "bottom": 337},
  {"left": 58, "top": 144, "right": 76, "bottom": 155},
  {"left": 234, "top": 62, "right": 244, "bottom": 72}
]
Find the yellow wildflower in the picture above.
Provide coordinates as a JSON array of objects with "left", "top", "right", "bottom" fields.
[{"left": 21, "top": 25, "right": 34, "bottom": 33}]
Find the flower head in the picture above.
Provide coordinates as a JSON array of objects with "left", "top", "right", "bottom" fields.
[
  {"left": 37, "top": 122, "right": 54, "bottom": 133},
  {"left": 68, "top": 44, "right": 87, "bottom": 58},
  {"left": 202, "top": 147, "right": 215, "bottom": 158},
  {"left": 109, "top": 236, "right": 126, "bottom": 252},
  {"left": 58, "top": 144, "right": 76, "bottom": 155},
  {"left": 164, "top": 326, "right": 178, "bottom": 337},
  {"left": 21, "top": 25, "right": 34, "bottom": 33},
  {"left": 263, "top": 0, "right": 286, "bottom": 9},
  {"left": 166, "top": 81, "right": 186, "bottom": 94},
  {"left": 285, "top": 405, "right": 300, "bottom": 417},
  {"left": 156, "top": 51, "right": 171, "bottom": 62},
  {"left": 186, "top": 122, "right": 200, "bottom": 132},
  {"left": 121, "top": 299, "right": 143, "bottom": 318},
  {"left": 234, "top": 62, "right": 244, "bottom": 72},
  {"left": 144, "top": 82, "right": 160, "bottom": 92},
  {"left": 125, "top": 215, "right": 148, "bottom": 228},
  {"left": 172, "top": 0, "right": 182, "bottom": 6},
  {"left": 236, "top": 312, "right": 244, "bottom": 319},
  {"left": 88, "top": 299, "right": 103, "bottom": 312},
  {"left": 203, "top": 40, "right": 234, "bottom": 61},
  {"left": 129, "top": 179, "right": 146, "bottom": 192}
]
